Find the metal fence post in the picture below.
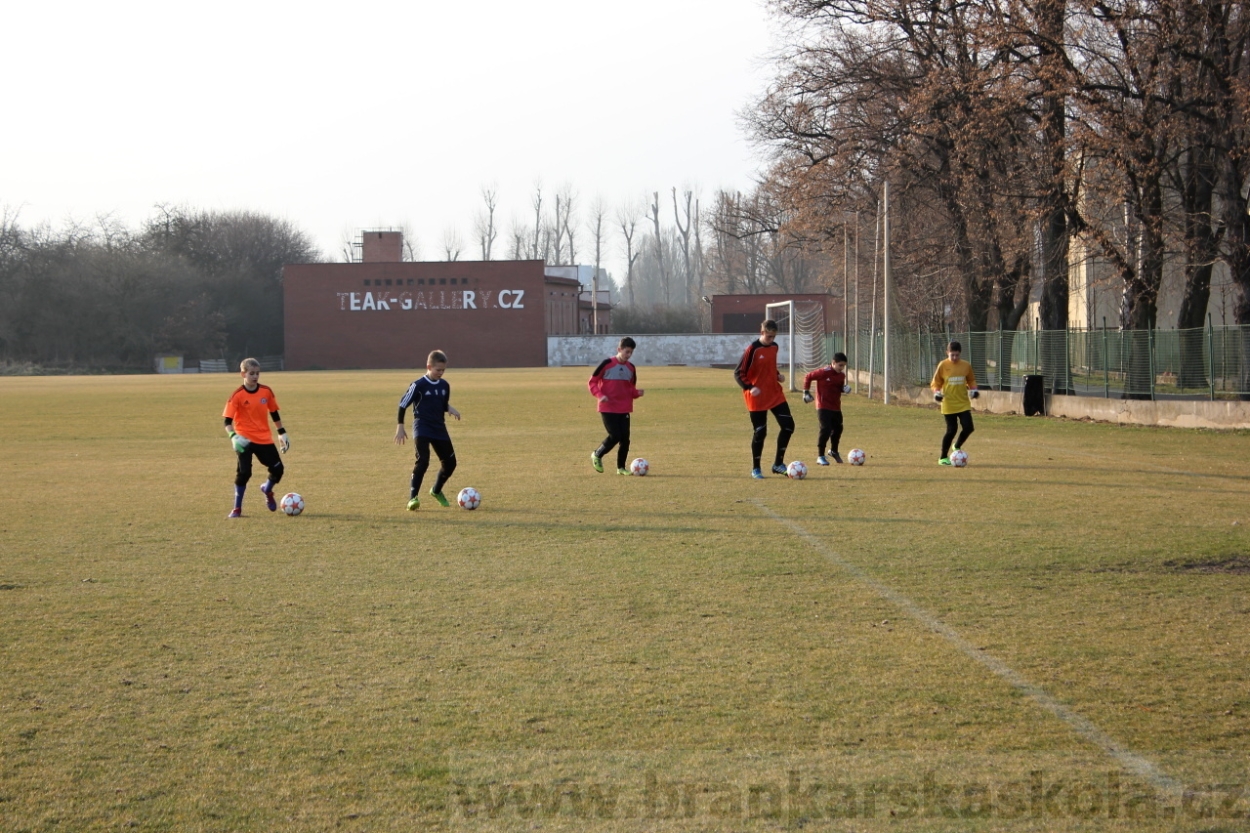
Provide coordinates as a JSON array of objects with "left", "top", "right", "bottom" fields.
[
  {"left": 1102, "top": 318, "right": 1109, "bottom": 398},
  {"left": 1208, "top": 313, "right": 1216, "bottom": 400},
  {"left": 1148, "top": 327, "right": 1156, "bottom": 400}
]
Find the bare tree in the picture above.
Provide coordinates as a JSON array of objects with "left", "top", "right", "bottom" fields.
[
  {"left": 442, "top": 226, "right": 463, "bottom": 262},
  {"left": 508, "top": 216, "right": 528, "bottom": 260},
  {"left": 561, "top": 185, "right": 578, "bottom": 265},
  {"left": 475, "top": 185, "right": 498, "bottom": 260},
  {"left": 672, "top": 188, "right": 695, "bottom": 305},
  {"left": 647, "top": 192, "right": 670, "bottom": 305},
  {"left": 530, "top": 182, "right": 544, "bottom": 260},
  {"left": 401, "top": 228, "right": 421, "bottom": 262},
  {"left": 588, "top": 197, "right": 607, "bottom": 332},
  {"left": 617, "top": 202, "right": 642, "bottom": 307}
]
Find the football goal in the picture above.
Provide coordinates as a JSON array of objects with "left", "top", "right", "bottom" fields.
[{"left": 765, "top": 300, "right": 827, "bottom": 391}]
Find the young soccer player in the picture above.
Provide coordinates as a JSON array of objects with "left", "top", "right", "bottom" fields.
[
  {"left": 395, "top": 350, "right": 462, "bottom": 509},
  {"left": 222, "top": 358, "right": 289, "bottom": 519},
  {"left": 588, "top": 336, "right": 645, "bottom": 475},
  {"left": 802, "top": 352, "right": 851, "bottom": 465},
  {"left": 734, "top": 319, "right": 795, "bottom": 479},
  {"left": 931, "top": 340, "right": 979, "bottom": 465}
]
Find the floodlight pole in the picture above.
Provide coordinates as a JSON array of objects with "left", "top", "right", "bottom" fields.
[
  {"left": 853, "top": 211, "right": 860, "bottom": 393},
  {"left": 787, "top": 300, "right": 796, "bottom": 391},
  {"left": 843, "top": 222, "right": 849, "bottom": 359},
  {"left": 883, "top": 180, "right": 891, "bottom": 406},
  {"left": 852, "top": 211, "right": 860, "bottom": 393}
]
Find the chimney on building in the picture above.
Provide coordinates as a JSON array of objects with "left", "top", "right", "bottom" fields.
[{"left": 361, "top": 230, "right": 403, "bottom": 263}]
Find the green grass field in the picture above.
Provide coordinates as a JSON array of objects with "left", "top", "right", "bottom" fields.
[{"left": 3, "top": 368, "right": 1249, "bottom": 832}]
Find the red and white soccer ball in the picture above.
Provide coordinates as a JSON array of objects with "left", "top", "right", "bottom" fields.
[
  {"left": 280, "top": 492, "right": 304, "bottom": 516},
  {"left": 786, "top": 460, "right": 808, "bottom": 480},
  {"left": 457, "top": 487, "right": 481, "bottom": 510},
  {"left": 630, "top": 458, "right": 649, "bottom": 476},
  {"left": 951, "top": 449, "right": 969, "bottom": 467},
  {"left": 848, "top": 448, "right": 866, "bottom": 466}
]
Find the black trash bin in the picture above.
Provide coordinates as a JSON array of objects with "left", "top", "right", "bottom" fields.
[{"left": 1023, "top": 374, "right": 1045, "bottom": 416}]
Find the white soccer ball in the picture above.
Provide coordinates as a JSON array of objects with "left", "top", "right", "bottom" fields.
[
  {"left": 280, "top": 492, "right": 304, "bottom": 516},
  {"left": 786, "top": 460, "right": 808, "bottom": 480},
  {"left": 630, "top": 458, "right": 649, "bottom": 476},
  {"left": 457, "top": 487, "right": 481, "bottom": 510},
  {"left": 951, "top": 449, "right": 969, "bottom": 468},
  {"left": 848, "top": 448, "right": 866, "bottom": 466}
]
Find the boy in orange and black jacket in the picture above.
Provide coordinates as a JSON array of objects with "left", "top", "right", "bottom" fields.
[
  {"left": 734, "top": 319, "right": 794, "bottom": 479},
  {"left": 222, "top": 357, "right": 289, "bottom": 518}
]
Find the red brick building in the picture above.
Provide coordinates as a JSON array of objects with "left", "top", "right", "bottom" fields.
[
  {"left": 284, "top": 234, "right": 589, "bottom": 368},
  {"left": 710, "top": 293, "right": 845, "bottom": 336}
]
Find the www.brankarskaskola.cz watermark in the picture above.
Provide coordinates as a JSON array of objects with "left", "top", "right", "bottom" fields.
[{"left": 449, "top": 768, "right": 1246, "bottom": 824}]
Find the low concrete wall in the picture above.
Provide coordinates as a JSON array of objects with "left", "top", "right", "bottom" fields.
[
  {"left": 851, "top": 370, "right": 1250, "bottom": 430},
  {"left": 548, "top": 334, "right": 789, "bottom": 367}
]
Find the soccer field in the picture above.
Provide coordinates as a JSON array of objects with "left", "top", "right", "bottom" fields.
[{"left": 2, "top": 367, "right": 1249, "bottom": 831}]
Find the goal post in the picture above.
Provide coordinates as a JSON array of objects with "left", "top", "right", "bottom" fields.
[{"left": 765, "top": 300, "right": 828, "bottom": 391}]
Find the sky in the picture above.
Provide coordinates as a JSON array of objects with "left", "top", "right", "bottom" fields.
[{"left": 2, "top": 0, "right": 780, "bottom": 278}]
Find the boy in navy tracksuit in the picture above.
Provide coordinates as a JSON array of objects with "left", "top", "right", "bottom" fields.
[
  {"left": 395, "top": 349, "right": 462, "bottom": 510},
  {"left": 588, "top": 337, "right": 645, "bottom": 475},
  {"left": 802, "top": 352, "right": 850, "bottom": 465}
]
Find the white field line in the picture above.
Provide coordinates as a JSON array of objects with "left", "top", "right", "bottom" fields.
[{"left": 753, "top": 498, "right": 1181, "bottom": 795}]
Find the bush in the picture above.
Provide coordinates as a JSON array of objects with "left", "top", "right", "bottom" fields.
[{"left": 611, "top": 304, "right": 703, "bottom": 334}]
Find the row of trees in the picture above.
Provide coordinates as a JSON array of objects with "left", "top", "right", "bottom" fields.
[
  {"left": 388, "top": 181, "right": 839, "bottom": 327},
  {"left": 0, "top": 207, "right": 319, "bottom": 369},
  {"left": 377, "top": 4, "right": 1250, "bottom": 351},
  {"left": 746, "top": 0, "right": 1250, "bottom": 338}
]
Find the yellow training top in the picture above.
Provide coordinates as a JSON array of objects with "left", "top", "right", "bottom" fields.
[{"left": 931, "top": 359, "right": 976, "bottom": 414}]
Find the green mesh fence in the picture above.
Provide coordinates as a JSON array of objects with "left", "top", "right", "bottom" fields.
[{"left": 828, "top": 326, "right": 1250, "bottom": 400}]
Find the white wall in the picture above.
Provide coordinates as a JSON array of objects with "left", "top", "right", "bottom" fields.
[{"left": 548, "top": 334, "right": 790, "bottom": 366}]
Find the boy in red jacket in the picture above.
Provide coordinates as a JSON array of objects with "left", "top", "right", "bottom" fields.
[
  {"left": 802, "top": 352, "right": 850, "bottom": 465},
  {"left": 734, "top": 319, "right": 794, "bottom": 479},
  {"left": 588, "top": 337, "right": 645, "bottom": 475}
]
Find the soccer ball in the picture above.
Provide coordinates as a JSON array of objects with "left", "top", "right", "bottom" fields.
[
  {"left": 630, "top": 458, "right": 649, "bottom": 476},
  {"left": 786, "top": 460, "right": 808, "bottom": 480},
  {"left": 457, "top": 487, "right": 481, "bottom": 510},
  {"left": 848, "top": 448, "right": 866, "bottom": 466},
  {"left": 279, "top": 492, "right": 304, "bottom": 516},
  {"left": 951, "top": 449, "right": 969, "bottom": 467}
]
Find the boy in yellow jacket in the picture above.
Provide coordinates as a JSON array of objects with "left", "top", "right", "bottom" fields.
[{"left": 930, "top": 341, "right": 979, "bottom": 465}]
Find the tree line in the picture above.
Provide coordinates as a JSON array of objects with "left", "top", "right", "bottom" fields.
[
  {"left": 410, "top": 2, "right": 1250, "bottom": 350},
  {"left": 746, "top": 0, "right": 1250, "bottom": 337},
  {"left": 0, "top": 207, "right": 319, "bottom": 371},
  {"left": 14, "top": 2, "right": 1247, "bottom": 369},
  {"left": 399, "top": 181, "right": 835, "bottom": 333}
]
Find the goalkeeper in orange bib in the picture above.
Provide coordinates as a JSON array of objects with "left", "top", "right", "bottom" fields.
[
  {"left": 222, "top": 358, "right": 289, "bottom": 518},
  {"left": 734, "top": 319, "right": 794, "bottom": 479},
  {"left": 930, "top": 340, "right": 979, "bottom": 465}
]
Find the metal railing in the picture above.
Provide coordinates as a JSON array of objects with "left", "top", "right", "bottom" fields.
[{"left": 828, "top": 324, "right": 1250, "bottom": 400}]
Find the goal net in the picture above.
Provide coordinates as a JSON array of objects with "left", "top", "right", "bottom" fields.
[{"left": 765, "top": 300, "right": 827, "bottom": 391}]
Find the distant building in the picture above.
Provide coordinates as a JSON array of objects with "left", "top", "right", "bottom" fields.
[
  {"left": 544, "top": 265, "right": 614, "bottom": 335},
  {"left": 708, "top": 293, "right": 844, "bottom": 335},
  {"left": 284, "top": 232, "right": 610, "bottom": 369}
]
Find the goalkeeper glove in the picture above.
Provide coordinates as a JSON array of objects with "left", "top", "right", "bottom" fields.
[
  {"left": 842, "top": 384, "right": 851, "bottom": 394},
  {"left": 969, "top": 389, "right": 979, "bottom": 399},
  {"left": 229, "top": 431, "right": 249, "bottom": 453},
  {"left": 278, "top": 432, "right": 290, "bottom": 453},
  {"left": 933, "top": 392, "right": 944, "bottom": 403},
  {"left": 802, "top": 391, "right": 814, "bottom": 404}
]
